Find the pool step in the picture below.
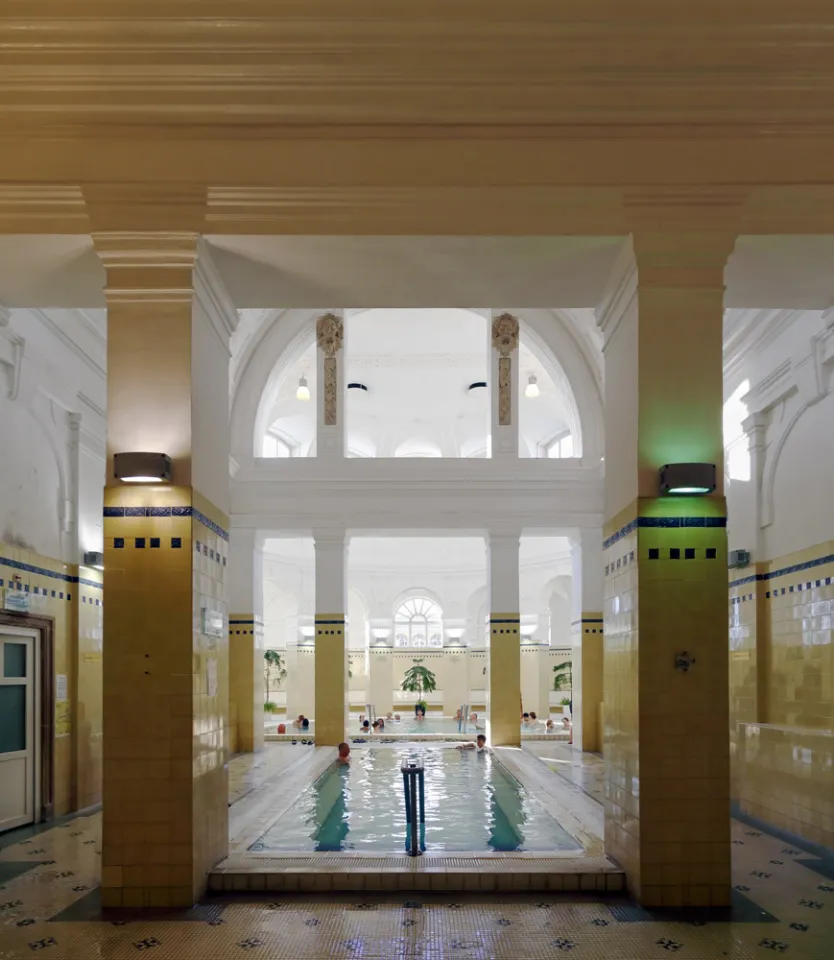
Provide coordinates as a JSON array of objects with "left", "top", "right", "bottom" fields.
[{"left": 208, "top": 854, "right": 625, "bottom": 895}]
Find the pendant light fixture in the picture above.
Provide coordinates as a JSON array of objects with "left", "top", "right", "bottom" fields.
[
  {"left": 525, "top": 374, "right": 540, "bottom": 398},
  {"left": 296, "top": 374, "right": 310, "bottom": 401}
]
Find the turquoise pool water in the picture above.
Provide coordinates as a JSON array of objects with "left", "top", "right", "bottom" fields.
[{"left": 250, "top": 745, "right": 581, "bottom": 854}]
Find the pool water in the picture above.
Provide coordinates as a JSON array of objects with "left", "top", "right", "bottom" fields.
[{"left": 250, "top": 745, "right": 582, "bottom": 854}]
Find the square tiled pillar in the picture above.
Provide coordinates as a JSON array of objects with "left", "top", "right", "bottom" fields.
[
  {"left": 94, "top": 230, "right": 235, "bottom": 908},
  {"left": 597, "top": 232, "right": 737, "bottom": 908},
  {"left": 314, "top": 531, "right": 347, "bottom": 745},
  {"left": 229, "top": 528, "right": 265, "bottom": 754},
  {"left": 488, "top": 532, "right": 521, "bottom": 746},
  {"left": 570, "top": 529, "right": 604, "bottom": 752}
]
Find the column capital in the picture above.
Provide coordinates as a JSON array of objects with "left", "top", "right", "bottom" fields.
[
  {"left": 742, "top": 411, "right": 769, "bottom": 443},
  {"left": 92, "top": 231, "right": 200, "bottom": 303},
  {"left": 315, "top": 311, "right": 344, "bottom": 356},
  {"left": 313, "top": 529, "right": 347, "bottom": 549},
  {"left": 487, "top": 528, "right": 521, "bottom": 547},
  {"left": 490, "top": 311, "right": 520, "bottom": 357}
]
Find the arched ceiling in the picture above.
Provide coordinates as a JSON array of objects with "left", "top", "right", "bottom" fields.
[{"left": 261, "top": 308, "right": 576, "bottom": 458}]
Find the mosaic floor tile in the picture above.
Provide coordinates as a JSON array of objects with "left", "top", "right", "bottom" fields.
[{"left": 0, "top": 745, "right": 832, "bottom": 958}]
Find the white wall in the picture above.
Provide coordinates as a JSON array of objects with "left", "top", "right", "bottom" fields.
[
  {"left": 725, "top": 309, "right": 834, "bottom": 560},
  {"left": 0, "top": 308, "right": 105, "bottom": 562}
]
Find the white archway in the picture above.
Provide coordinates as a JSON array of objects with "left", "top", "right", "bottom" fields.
[{"left": 232, "top": 307, "right": 604, "bottom": 462}]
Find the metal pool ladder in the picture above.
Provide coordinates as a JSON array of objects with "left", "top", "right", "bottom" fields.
[{"left": 401, "top": 759, "right": 426, "bottom": 856}]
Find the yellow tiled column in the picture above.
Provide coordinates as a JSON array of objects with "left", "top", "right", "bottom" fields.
[
  {"left": 228, "top": 616, "right": 264, "bottom": 755},
  {"left": 571, "top": 614, "right": 604, "bottom": 752},
  {"left": 570, "top": 530, "right": 604, "bottom": 752},
  {"left": 488, "top": 532, "right": 521, "bottom": 747},
  {"left": 228, "top": 528, "right": 265, "bottom": 754},
  {"left": 94, "top": 230, "right": 234, "bottom": 909},
  {"left": 597, "top": 232, "right": 736, "bottom": 908},
  {"left": 314, "top": 532, "right": 347, "bottom": 745}
]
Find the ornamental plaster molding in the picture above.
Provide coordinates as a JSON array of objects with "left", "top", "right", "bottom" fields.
[
  {"left": 5, "top": 3, "right": 834, "bottom": 130},
  {"left": 0, "top": 303, "right": 24, "bottom": 401},
  {"left": 316, "top": 312, "right": 344, "bottom": 428},
  {"left": 491, "top": 313, "right": 519, "bottom": 428},
  {"left": 757, "top": 327, "right": 833, "bottom": 528}
]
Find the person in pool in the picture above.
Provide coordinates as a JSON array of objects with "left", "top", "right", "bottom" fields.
[
  {"left": 456, "top": 734, "right": 491, "bottom": 754},
  {"left": 337, "top": 742, "right": 350, "bottom": 765},
  {"left": 377, "top": 718, "right": 385, "bottom": 731},
  {"left": 414, "top": 705, "right": 426, "bottom": 720}
]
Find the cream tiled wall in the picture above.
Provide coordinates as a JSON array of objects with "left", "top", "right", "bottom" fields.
[
  {"left": 732, "top": 540, "right": 834, "bottom": 849},
  {"left": 0, "top": 541, "right": 103, "bottom": 818}
]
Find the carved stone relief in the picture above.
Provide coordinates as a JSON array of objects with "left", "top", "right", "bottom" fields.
[
  {"left": 316, "top": 312, "right": 343, "bottom": 427},
  {"left": 491, "top": 313, "right": 519, "bottom": 427}
]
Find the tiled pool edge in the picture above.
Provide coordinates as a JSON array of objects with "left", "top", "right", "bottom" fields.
[
  {"left": 207, "top": 858, "right": 625, "bottom": 894},
  {"left": 213, "top": 743, "right": 622, "bottom": 894}
]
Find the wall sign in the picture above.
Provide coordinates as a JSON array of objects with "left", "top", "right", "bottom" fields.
[
  {"left": 201, "top": 608, "right": 224, "bottom": 638},
  {"left": 56, "top": 674, "right": 68, "bottom": 702},
  {"left": 4, "top": 590, "right": 30, "bottom": 613}
]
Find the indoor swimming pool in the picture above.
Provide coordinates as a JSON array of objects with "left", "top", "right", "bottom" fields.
[{"left": 249, "top": 744, "right": 582, "bottom": 854}]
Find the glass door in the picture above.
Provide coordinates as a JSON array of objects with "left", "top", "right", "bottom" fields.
[{"left": 0, "top": 633, "right": 36, "bottom": 832}]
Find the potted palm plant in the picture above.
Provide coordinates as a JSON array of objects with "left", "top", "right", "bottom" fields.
[
  {"left": 552, "top": 659, "right": 573, "bottom": 717},
  {"left": 264, "top": 649, "right": 287, "bottom": 713},
  {"left": 401, "top": 659, "right": 438, "bottom": 714}
]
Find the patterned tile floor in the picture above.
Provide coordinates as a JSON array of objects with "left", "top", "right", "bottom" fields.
[{"left": 0, "top": 745, "right": 832, "bottom": 959}]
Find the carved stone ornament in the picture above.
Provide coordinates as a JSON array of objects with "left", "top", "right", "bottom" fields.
[
  {"left": 498, "top": 356, "right": 512, "bottom": 426},
  {"left": 491, "top": 312, "right": 519, "bottom": 358},
  {"left": 316, "top": 313, "right": 343, "bottom": 426},
  {"left": 316, "top": 312, "right": 344, "bottom": 358}
]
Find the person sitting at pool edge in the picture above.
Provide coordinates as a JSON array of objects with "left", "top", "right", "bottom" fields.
[
  {"left": 301, "top": 718, "right": 310, "bottom": 733},
  {"left": 337, "top": 742, "right": 350, "bottom": 765},
  {"left": 293, "top": 714, "right": 305, "bottom": 729},
  {"left": 457, "top": 734, "right": 490, "bottom": 754}
]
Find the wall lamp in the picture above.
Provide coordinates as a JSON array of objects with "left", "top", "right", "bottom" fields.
[
  {"left": 83, "top": 551, "right": 104, "bottom": 570},
  {"left": 114, "top": 452, "right": 172, "bottom": 484},
  {"left": 659, "top": 462, "right": 716, "bottom": 496}
]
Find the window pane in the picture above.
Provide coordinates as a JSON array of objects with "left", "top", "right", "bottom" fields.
[
  {"left": 3, "top": 642, "right": 26, "bottom": 678},
  {"left": 561, "top": 435, "right": 574, "bottom": 458},
  {"left": 0, "top": 685, "right": 26, "bottom": 753}
]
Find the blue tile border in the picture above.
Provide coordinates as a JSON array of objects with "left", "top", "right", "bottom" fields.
[
  {"left": 603, "top": 516, "right": 726, "bottom": 550},
  {"left": 229, "top": 619, "right": 264, "bottom": 626},
  {"left": 728, "top": 553, "right": 834, "bottom": 589},
  {"left": 0, "top": 555, "right": 102, "bottom": 591},
  {"left": 103, "top": 505, "right": 229, "bottom": 541}
]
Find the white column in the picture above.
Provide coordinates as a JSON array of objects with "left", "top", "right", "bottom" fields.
[
  {"left": 489, "top": 310, "right": 520, "bottom": 460},
  {"left": 314, "top": 530, "right": 348, "bottom": 744},
  {"left": 315, "top": 310, "right": 345, "bottom": 461},
  {"left": 487, "top": 530, "right": 521, "bottom": 745},
  {"left": 570, "top": 528, "right": 604, "bottom": 751}
]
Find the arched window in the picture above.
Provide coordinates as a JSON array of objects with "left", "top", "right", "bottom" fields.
[{"left": 394, "top": 597, "right": 443, "bottom": 648}]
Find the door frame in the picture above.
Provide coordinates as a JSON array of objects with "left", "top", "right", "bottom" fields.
[{"left": 0, "top": 612, "right": 55, "bottom": 823}]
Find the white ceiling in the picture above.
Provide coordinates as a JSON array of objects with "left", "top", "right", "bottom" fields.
[
  {"left": 2, "top": 234, "right": 834, "bottom": 309},
  {"left": 265, "top": 308, "right": 571, "bottom": 457}
]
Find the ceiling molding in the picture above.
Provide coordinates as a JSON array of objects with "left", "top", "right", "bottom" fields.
[
  {"left": 723, "top": 308, "right": 804, "bottom": 387},
  {"left": 27, "top": 308, "right": 107, "bottom": 380},
  {"left": 4, "top": 4, "right": 834, "bottom": 130}
]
